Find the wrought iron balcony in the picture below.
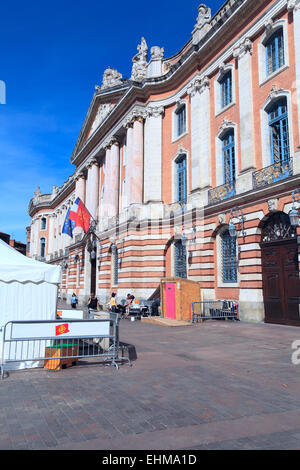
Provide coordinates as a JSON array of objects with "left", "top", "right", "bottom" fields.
[
  {"left": 253, "top": 158, "right": 293, "bottom": 189},
  {"left": 208, "top": 182, "right": 236, "bottom": 205}
]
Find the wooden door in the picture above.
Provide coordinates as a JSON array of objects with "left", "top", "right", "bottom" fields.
[{"left": 262, "top": 239, "right": 300, "bottom": 326}]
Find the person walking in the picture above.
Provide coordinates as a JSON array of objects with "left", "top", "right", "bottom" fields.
[
  {"left": 110, "top": 292, "right": 117, "bottom": 312},
  {"left": 71, "top": 292, "right": 78, "bottom": 309},
  {"left": 124, "top": 294, "right": 134, "bottom": 319}
]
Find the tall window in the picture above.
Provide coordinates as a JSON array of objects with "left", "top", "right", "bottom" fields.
[
  {"left": 176, "top": 104, "right": 186, "bottom": 136},
  {"left": 112, "top": 248, "right": 118, "bottom": 286},
  {"left": 268, "top": 98, "right": 290, "bottom": 164},
  {"left": 265, "top": 29, "right": 284, "bottom": 76},
  {"left": 222, "top": 130, "right": 235, "bottom": 185},
  {"left": 175, "top": 240, "right": 187, "bottom": 279},
  {"left": 41, "top": 217, "right": 46, "bottom": 230},
  {"left": 220, "top": 71, "right": 232, "bottom": 109},
  {"left": 221, "top": 230, "right": 237, "bottom": 283},
  {"left": 40, "top": 238, "right": 46, "bottom": 258},
  {"left": 176, "top": 155, "right": 187, "bottom": 203}
]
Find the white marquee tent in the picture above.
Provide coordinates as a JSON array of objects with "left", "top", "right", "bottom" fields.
[{"left": 0, "top": 239, "right": 61, "bottom": 370}]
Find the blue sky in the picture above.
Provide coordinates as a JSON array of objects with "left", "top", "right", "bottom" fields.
[{"left": 0, "top": 0, "right": 224, "bottom": 243}]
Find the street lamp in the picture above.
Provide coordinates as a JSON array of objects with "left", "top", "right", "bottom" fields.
[
  {"left": 289, "top": 189, "right": 300, "bottom": 228},
  {"left": 228, "top": 206, "right": 246, "bottom": 239}
]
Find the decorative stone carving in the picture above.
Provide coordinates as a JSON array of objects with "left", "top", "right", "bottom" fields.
[
  {"left": 192, "top": 4, "right": 212, "bottom": 43},
  {"left": 99, "top": 67, "right": 123, "bottom": 90},
  {"left": 218, "top": 213, "right": 226, "bottom": 224},
  {"left": 89, "top": 103, "right": 113, "bottom": 135},
  {"left": 130, "top": 37, "right": 148, "bottom": 82},
  {"left": 150, "top": 46, "right": 164, "bottom": 60},
  {"left": 146, "top": 105, "right": 164, "bottom": 118},
  {"left": 264, "top": 18, "right": 274, "bottom": 34},
  {"left": 187, "top": 75, "right": 210, "bottom": 97},
  {"left": 267, "top": 85, "right": 285, "bottom": 102},
  {"left": 33, "top": 186, "right": 41, "bottom": 203},
  {"left": 267, "top": 198, "right": 278, "bottom": 212},
  {"left": 86, "top": 158, "right": 98, "bottom": 169},
  {"left": 233, "top": 38, "right": 253, "bottom": 59},
  {"left": 195, "top": 3, "right": 211, "bottom": 28},
  {"left": 123, "top": 108, "right": 147, "bottom": 128},
  {"left": 287, "top": 0, "right": 300, "bottom": 11},
  {"left": 52, "top": 185, "right": 59, "bottom": 195},
  {"left": 219, "top": 118, "right": 235, "bottom": 136}
]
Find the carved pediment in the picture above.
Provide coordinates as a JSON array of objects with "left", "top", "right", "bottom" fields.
[{"left": 88, "top": 103, "right": 114, "bottom": 138}]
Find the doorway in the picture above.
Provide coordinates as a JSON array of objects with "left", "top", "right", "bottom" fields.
[{"left": 261, "top": 212, "right": 299, "bottom": 326}]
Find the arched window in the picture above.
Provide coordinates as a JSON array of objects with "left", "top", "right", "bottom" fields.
[
  {"left": 268, "top": 98, "right": 290, "bottom": 164},
  {"left": 176, "top": 155, "right": 187, "bottom": 203},
  {"left": 265, "top": 28, "right": 284, "bottom": 76},
  {"left": 222, "top": 130, "right": 235, "bottom": 185},
  {"left": 219, "top": 71, "right": 232, "bottom": 109},
  {"left": 40, "top": 238, "right": 46, "bottom": 258},
  {"left": 175, "top": 240, "right": 187, "bottom": 279},
  {"left": 221, "top": 230, "right": 237, "bottom": 283},
  {"left": 261, "top": 212, "right": 296, "bottom": 243}
]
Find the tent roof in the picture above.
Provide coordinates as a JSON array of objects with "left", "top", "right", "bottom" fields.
[{"left": 0, "top": 239, "right": 61, "bottom": 284}]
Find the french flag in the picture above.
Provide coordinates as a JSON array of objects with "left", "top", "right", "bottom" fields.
[{"left": 69, "top": 197, "right": 91, "bottom": 234}]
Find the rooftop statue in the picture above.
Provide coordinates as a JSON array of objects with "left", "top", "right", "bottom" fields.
[
  {"left": 99, "top": 67, "right": 123, "bottom": 90},
  {"left": 130, "top": 37, "right": 148, "bottom": 82},
  {"left": 195, "top": 3, "right": 211, "bottom": 28}
]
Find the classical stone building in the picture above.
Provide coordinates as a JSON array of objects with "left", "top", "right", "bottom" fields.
[{"left": 28, "top": 0, "right": 300, "bottom": 325}]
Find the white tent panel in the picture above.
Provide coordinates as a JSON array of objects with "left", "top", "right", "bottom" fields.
[{"left": 0, "top": 239, "right": 61, "bottom": 371}]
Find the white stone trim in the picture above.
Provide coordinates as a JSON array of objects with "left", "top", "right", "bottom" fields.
[
  {"left": 214, "top": 62, "right": 236, "bottom": 116},
  {"left": 258, "top": 18, "right": 289, "bottom": 86},
  {"left": 215, "top": 120, "right": 239, "bottom": 186},
  {"left": 260, "top": 88, "right": 294, "bottom": 168},
  {"left": 172, "top": 99, "right": 189, "bottom": 143}
]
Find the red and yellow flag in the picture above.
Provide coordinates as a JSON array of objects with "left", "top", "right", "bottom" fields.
[{"left": 55, "top": 323, "right": 70, "bottom": 336}]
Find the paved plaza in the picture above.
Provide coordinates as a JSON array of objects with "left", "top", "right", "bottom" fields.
[{"left": 1, "top": 317, "right": 300, "bottom": 450}]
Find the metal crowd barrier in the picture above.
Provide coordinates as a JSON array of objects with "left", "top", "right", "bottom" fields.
[
  {"left": 192, "top": 300, "right": 239, "bottom": 323},
  {"left": 0, "top": 313, "right": 131, "bottom": 380}
]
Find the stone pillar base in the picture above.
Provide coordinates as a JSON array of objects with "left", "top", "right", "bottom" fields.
[{"left": 238, "top": 301, "right": 265, "bottom": 322}]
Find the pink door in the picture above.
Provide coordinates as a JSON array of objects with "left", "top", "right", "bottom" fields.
[{"left": 165, "top": 283, "right": 176, "bottom": 319}]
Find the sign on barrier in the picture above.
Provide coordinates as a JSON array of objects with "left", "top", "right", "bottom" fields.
[
  {"left": 7, "top": 320, "right": 110, "bottom": 340},
  {"left": 57, "top": 309, "right": 84, "bottom": 320}
]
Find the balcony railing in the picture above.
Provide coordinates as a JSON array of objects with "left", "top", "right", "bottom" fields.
[
  {"left": 253, "top": 158, "right": 293, "bottom": 189},
  {"left": 208, "top": 182, "right": 236, "bottom": 205}
]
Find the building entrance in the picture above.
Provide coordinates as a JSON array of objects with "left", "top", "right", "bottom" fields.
[{"left": 261, "top": 212, "right": 299, "bottom": 326}]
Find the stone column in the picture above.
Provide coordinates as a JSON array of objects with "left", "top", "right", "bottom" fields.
[
  {"left": 102, "top": 144, "right": 111, "bottom": 217},
  {"left": 124, "top": 122, "right": 133, "bottom": 209},
  {"left": 199, "top": 77, "right": 211, "bottom": 189},
  {"left": 187, "top": 75, "right": 211, "bottom": 204},
  {"left": 188, "top": 77, "right": 202, "bottom": 192},
  {"left": 233, "top": 38, "right": 256, "bottom": 175},
  {"left": 130, "top": 116, "right": 144, "bottom": 205},
  {"left": 109, "top": 139, "right": 120, "bottom": 217},
  {"left": 75, "top": 172, "right": 86, "bottom": 203},
  {"left": 86, "top": 159, "right": 99, "bottom": 220},
  {"left": 144, "top": 106, "right": 164, "bottom": 202},
  {"left": 48, "top": 214, "right": 54, "bottom": 255}
]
